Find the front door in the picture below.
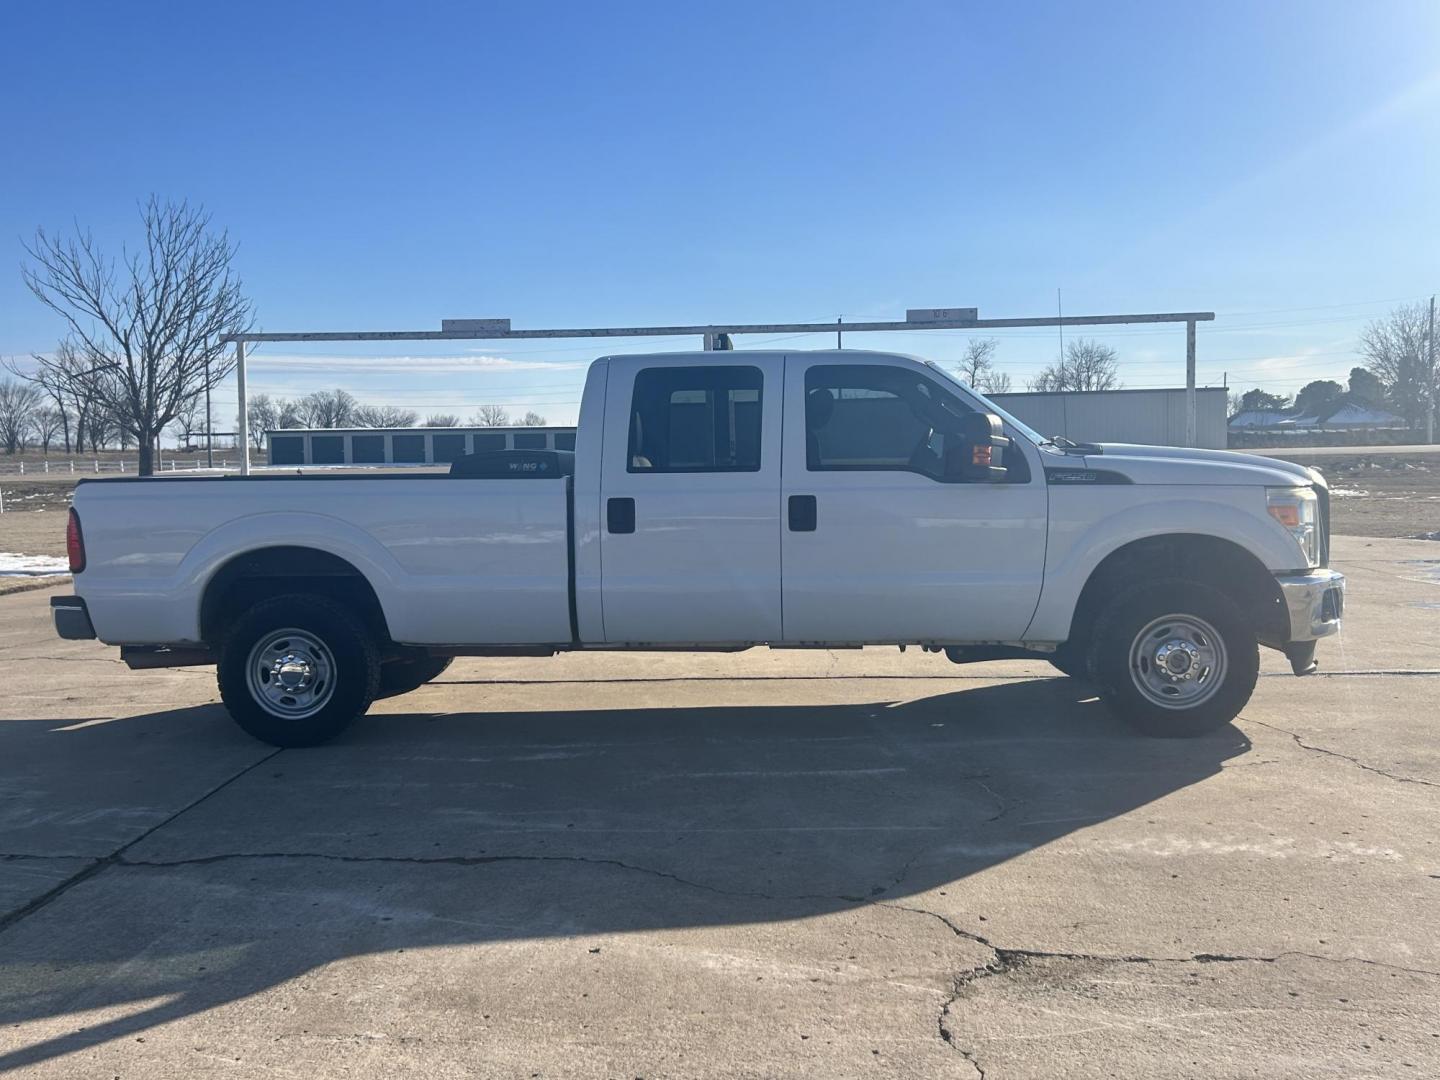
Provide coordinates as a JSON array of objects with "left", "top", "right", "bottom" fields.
[
  {"left": 780, "top": 356, "right": 1048, "bottom": 643},
  {"left": 599, "top": 355, "right": 783, "bottom": 644}
]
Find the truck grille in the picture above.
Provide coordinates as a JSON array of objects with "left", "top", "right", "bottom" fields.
[{"left": 1315, "top": 484, "right": 1331, "bottom": 568}]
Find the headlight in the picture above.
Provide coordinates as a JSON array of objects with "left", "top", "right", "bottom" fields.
[{"left": 1267, "top": 487, "right": 1319, "bottom": 566}]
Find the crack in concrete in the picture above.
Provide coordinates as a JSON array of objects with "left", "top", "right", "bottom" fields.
[
  {"left": 882, "top": 898, "right": 1440, "bottom": 1075},
  {"left": 1246, "top": 718, "right": 1439, "bottom": 788},
  {"left": 0, "top": 747, "right": 281, "bottom": 936}
]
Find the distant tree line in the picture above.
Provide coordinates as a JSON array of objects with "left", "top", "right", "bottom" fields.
[{"left": 1230, "top": 303, "right": 1436, "bottom": 432}]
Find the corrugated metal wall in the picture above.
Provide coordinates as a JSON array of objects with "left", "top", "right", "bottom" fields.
[{"left": 989, "top": 388, "right": 1228, "bottom": 449}]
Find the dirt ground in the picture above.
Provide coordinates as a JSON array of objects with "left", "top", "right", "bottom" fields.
[{"left": 1265, "top": 450, "right": 1440, "bottom": 540}]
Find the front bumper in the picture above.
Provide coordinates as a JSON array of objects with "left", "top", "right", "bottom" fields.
[
  {"left": 51, "top": 596, "right": 97, "bottom": 640},
  {"left": 1276, "top": 568, "right": 1345, "bottom": 643}
]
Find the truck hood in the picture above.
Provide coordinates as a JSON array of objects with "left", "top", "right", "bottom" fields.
[{"left": 1069, "top": 443, "right": 1324, "bottom": 487}]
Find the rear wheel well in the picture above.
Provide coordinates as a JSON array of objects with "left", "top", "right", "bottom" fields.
[
  {"left": 200, "top": 546, "right": 391, "bottom": 648},
  {"left": 1067, "top": 535, "right": 1288, "bottom": 651}
]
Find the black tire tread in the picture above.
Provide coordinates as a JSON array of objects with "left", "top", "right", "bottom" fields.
[
  {"left": 1087, "top": 579, "right": 1258, "bottom": 738},
  {"left": 217, "top": 593, "right": 380, "bottom": 747}
]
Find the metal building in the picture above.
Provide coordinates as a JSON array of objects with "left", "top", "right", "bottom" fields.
[
  {"left": 265, "top": 426, "right": 577, "bottom": 467},
  {"left": 989, "top": 388, "right": 1228, "bottom": 450}
]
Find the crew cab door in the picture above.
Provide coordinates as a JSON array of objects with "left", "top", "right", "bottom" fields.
[
  {"left": 780, "top": 356, "right": 1048, "bottom": 643},
  {"left": 598, "top": 355, "right": 783, "bottom": 643}
]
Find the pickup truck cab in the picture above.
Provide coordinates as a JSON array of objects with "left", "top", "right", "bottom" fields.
[{"left": 53, "top": 349, "right": 1346, "bottom": 747}]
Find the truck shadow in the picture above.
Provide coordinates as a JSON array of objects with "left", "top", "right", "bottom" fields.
[{"left": 0, "top": 677, "right": 1248, "bottom": 1069}]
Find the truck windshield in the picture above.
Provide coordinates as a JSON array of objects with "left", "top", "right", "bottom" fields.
[{"left": 925, "top": 362, "right": 1048, "bottom": 446}]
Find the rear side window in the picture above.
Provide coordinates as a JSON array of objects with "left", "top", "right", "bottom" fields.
[
  {"left": 804, "top": 364, "right": 1028, "bottom": 482},
  {"left": 628, "top": 365, "right": 763, "bottom": 473}
]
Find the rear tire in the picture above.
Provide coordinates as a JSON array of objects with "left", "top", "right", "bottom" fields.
[
  {"left": 376, "top": 656, "right": 453, "bottom": 700},
  {"left": 1088, "top": 581, "right": 1257, "bottom": 738},
  {"left": 217, "top": 593, "right": 380, "bottom": 748},
  {"left": 1049, "top": 641, "right": 1090, "bottom": 680}
]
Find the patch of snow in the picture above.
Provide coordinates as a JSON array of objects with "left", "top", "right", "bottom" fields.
[
  {"left": 0, "top": 552, "right": 71, "bottom": 577},
  {"left": 1328, "top": 487, "right": 1368, "bottom": 497}
]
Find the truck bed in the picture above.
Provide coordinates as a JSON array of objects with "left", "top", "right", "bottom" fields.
[{"left": 73, "top": 474, "right": 575, "bottom": 646}]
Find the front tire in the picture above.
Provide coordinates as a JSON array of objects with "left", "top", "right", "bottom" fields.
[
  {"left": 217, "top": 594, "right": 380, "bottom": 747},
  {"left": 1088, "top": 581, "right": 1258, "bottom": 738}
]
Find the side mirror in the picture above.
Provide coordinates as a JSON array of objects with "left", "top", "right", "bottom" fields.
[{"left": 946, "top": 413, "right": 1010, "bottom": 482}]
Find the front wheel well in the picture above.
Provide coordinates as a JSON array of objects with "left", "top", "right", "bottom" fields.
[
  {"left": 1067, "top": 534, "right": 1289, "bottom": 651},
  {"left": 200, "top": 546, "right": 392, "bottom": 648}
]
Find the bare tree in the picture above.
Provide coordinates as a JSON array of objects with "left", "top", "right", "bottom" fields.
[
  {"left": 33, "top": 407, "right": 65, "bottom": 453},
  {"left": 22, "top": 198, "right": 254, "bottom": 475},
  {"left": 1359, "top": 303, "right": 1435, "bottom": 430},
  {"left": 0, "top": 377, "right": 41, "bottom": 453},
  {"left": 245, "top": 394, "right": 280, "bottom": 450},
  {"left": 424, "top": 413, "right": 461, "bottom": 427},
  {"left": 979, "top": 370, "right": 1012, "bottom": 395},
  {"left": 7, "top": 338, "right": 106, "bottom": 453},
  {"left": 954, "top": 338, "right": 998, "bottom": 388},
  {"left": 172, "top": 395, "right": 207, "bottom": 449},
  {"left": 513, "top": 410, "right": 547, "bottom": 426},
  {"left": 352, "top": 404, "right": 418, "bottom": 428},
  {"left": 472, "top": 404, "right": 510, "bottom": 426},
  {"left": 1029, "top": 339, "right": 1121, "bottom": 392},
  {"left": 297, "top": 388, "right": 357, "bottom": 428}
]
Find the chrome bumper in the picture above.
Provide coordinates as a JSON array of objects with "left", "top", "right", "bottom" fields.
[{"left": 1276, "top": 569, "right": 1345, "bottom": 643}]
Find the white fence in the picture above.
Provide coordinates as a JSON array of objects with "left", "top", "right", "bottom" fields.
[{"left": 0, "top": 457, "right": 249, "bottom": 477}]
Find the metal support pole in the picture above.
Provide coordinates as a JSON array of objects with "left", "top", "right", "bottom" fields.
[
  {"left": 1185, "top": 319, "right": 1197, "bottom": 448},
  {"left": 837, "top": 318, "right": 842, "bottom": 349},
  {"left": 205, "top": 355, "right": 214, "bottom": 469},
  {"left": 235, "top": 340, "right": 250, "bottom": 474}
]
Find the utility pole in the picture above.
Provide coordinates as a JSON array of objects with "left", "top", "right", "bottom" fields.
[
  {"left": 1428, "top": 295, "right": 1436, "bottom": 445},
  {"left": 204, "top": 354, "right": 214, "bottom": 469}
]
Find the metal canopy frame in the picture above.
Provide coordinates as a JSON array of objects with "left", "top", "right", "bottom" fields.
[{"left": 223, "top": 308, "right": 1214, "bottom": 473}]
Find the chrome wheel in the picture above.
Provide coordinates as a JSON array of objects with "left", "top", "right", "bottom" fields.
[
  {"left": 244, "top": 628, "right": 336, "bottom": 721},
  {"left": 1126, "top": 613, "right": 1227, "bottom": 710}
]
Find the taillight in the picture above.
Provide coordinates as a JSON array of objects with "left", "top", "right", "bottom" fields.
[{"left": 66, "top": 508, "right": 86, "bottom": 574}]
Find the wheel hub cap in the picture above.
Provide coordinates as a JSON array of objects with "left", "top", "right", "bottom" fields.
[
  {"left": 245, "top": 629, "right": 336, "bottom": 721},
  {"left": 1127, "top": 614, "right": 1228, "bottom": 710},
  {"left": 272, "top": 654, "right": 314, "bottom": 692},
  {"left": 1155, "top": 639, "right": 1199, "bottom": 679}
]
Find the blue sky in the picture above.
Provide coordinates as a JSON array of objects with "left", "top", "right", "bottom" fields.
[{"left": 2, "top": 0, "right": 1438, "bottom": 428}]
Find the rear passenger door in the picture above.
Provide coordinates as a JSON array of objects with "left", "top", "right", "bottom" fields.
[{"left": 598, "top": 356, "right": 783, "bottom": 644}]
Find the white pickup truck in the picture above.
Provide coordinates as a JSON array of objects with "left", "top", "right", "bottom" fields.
[{"left": 53, "top": 349, "right": 1345, "bottom": 747}]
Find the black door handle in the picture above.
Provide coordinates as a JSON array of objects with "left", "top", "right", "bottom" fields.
[
  {"left": 607, "top": 497, "right": 635, "bottom": 534},
  {"left": 788, "top": 494, "right": 817, "bottom": 532}
]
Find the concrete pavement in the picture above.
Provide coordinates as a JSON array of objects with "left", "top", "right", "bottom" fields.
[{"left": 0, "top": 535, "right": 1437, "bottom": 1077}]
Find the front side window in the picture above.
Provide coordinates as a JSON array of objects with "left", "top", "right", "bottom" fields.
[
  {"left": 628, "top": 365, "right": 763, "bottom": 473},
  {"left": 804, "top": 365, "right": 977, "bottom": 481}
]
